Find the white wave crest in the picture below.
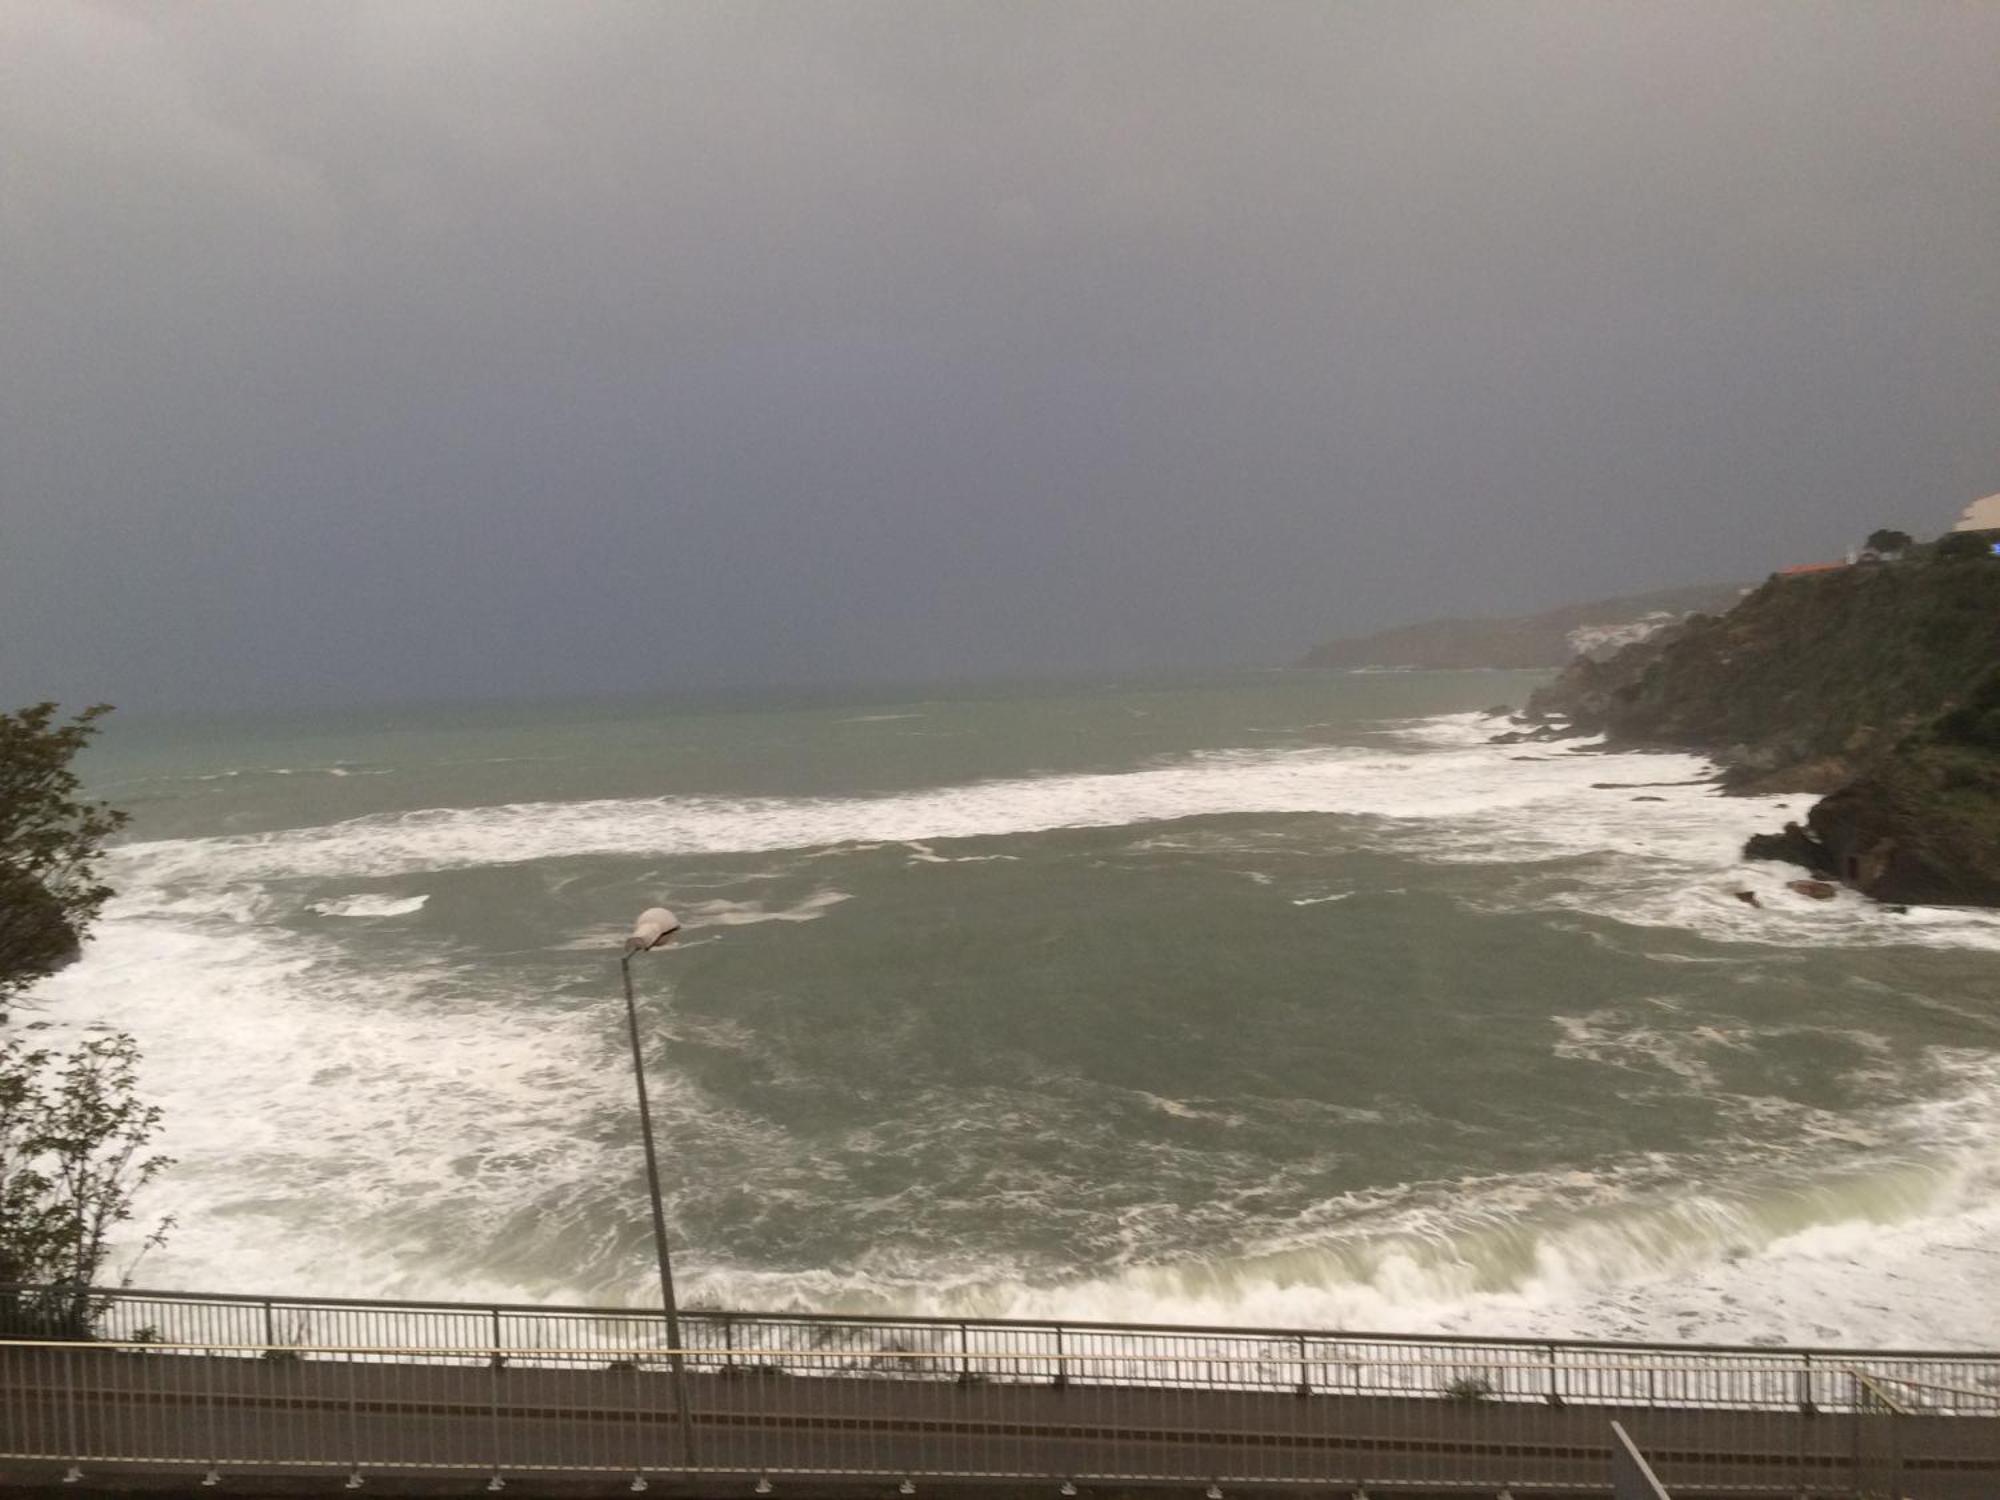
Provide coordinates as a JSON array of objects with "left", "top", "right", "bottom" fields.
[
  {"left": 681, "top": 890, "right": 852, "bottom": 926},
  {"left": 309, "top": 893, "right": 429, "bottom": 918},
  {"left": 118, "top": 743, "right": 1563, "bottom": 885},
  {"left": 109, "top": 717, "right": 2000, "bottom": 953}
]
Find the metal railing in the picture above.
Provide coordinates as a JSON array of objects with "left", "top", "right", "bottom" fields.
[{"left": 6, "top": 1285, "right": 2000, "bottom": 1495}]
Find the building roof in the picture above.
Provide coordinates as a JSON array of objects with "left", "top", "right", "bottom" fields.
[{"left": 1953, "top": 493, "right": 2000, "bottom": 532}]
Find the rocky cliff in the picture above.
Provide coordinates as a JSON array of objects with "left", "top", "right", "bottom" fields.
[{"left": 1526, "top": 545, "right": 2000, "bottom": 905}]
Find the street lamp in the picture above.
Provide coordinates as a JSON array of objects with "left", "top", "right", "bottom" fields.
[{"left": 619, "top": 907, "right": 696, "bottom": 1465}]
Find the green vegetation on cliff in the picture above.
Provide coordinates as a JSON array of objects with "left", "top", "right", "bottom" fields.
[
  {"left": 1528, "top": 551, "right": 2000, "bottom": 793},
  {"left": 1526, "top": 543, "right": 2000, "bottom": 906}
]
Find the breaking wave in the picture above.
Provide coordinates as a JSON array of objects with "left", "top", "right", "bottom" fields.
[{"left": 113, "top": 716, "right": 2000, "bottom": 952}]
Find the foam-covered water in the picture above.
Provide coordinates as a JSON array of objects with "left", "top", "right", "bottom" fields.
[{"left": 28, "top": 673, "right": 2000, "bottom": 1349}]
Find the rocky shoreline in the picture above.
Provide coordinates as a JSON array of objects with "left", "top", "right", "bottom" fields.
[{"left": 1509, "top": 542, "right": 2000, "bottom": 908}]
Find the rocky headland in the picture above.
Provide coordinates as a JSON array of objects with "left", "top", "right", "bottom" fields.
[
  {"left": 1522, "top": 537, "right": 2000, "bottom": 906},
  {"left": 1301, "top": 582, "right": 1747, "bottom": 671}
]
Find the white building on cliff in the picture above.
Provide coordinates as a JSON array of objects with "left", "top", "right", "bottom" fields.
[{"left": 1952, "top": 493, "right": 2000, "bottom": 532}]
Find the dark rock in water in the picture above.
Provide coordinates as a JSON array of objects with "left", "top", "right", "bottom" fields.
[
  {"left": 1743, "top": 822, "right": 1838, "bottom": 878},
  {"left": 1483, "top": 704, "right": 1513, "bottom": 717},
  {"left": 1632, "top": 795, "right": 1666, "bottom": 802},
  {"left": 1788, "top": 879, "right": 1839, "bottom": 900},
  {"left": 1795, "top": 740, "right": 2000, "bottom": 907},
  {"left": 1593, "top": 777, "right": 1714, "bottom": 789},
  {"left": 1489, "top": 724, "right": 1574, "bottom": 746},
  {"left": 1733, "top": 889, "right": 1762, "bottom": 908}
]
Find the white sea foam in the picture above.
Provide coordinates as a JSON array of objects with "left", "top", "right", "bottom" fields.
[
  {"left": 106, "top": 715, "right": 2000, "bottom": 959},
  {"left": 904, "top": 841, "right": 1021, "bottom": 865},
  {"left": 962, "top": 1197, "right": 2000, "bottom": 1350},
  {"left": 117, "top": 743, "right": 1572, "bottom": 885},
  {"left": 681, "top": 890, "right": 852, "bottom": 926},
  {"left": 112, "top": 725, "right": 1995, "bottom": 949},
  {"left": 192, "top": 764, "right": 388, "bottom": 781},
  {"left": 669, "top": 1059, "right": 2000, "bottom": 1349},
  {"left": 309, "top": 893, "right": 429, "bottom": 917},
  {"left": 22, "top": 885, "right": 785, "bottom": 1303}
]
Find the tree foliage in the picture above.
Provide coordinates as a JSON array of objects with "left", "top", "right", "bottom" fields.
[
  {"left": 0, "top": 703, "right": 128, "bottom": 1019},
  {"left": 1865, "top": 528, "right": 1913, "bottom": 555},
  {"left": 0, "top": 1031, "right": 173, "bottom": 1336}
]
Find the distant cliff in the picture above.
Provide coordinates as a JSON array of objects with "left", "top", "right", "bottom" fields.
[
  {"left": 1526, "top": 542, "right": 2000, "bottom": 905},
  {"left": 1300, "top": 583, "right": 1747, "bottom": 671}
]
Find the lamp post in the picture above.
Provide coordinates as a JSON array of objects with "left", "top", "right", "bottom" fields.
[{"left": 619, "top": 907, "right": 696, "bottom": 1467}]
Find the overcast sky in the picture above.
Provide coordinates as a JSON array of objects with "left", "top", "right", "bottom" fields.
[{"left": 4, "top": 1, "right": 1997, "bottom": 710}]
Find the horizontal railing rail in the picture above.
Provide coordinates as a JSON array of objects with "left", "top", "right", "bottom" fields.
[{"left": 9, "top": 1280, "right": 1989, "bottom": 1358}]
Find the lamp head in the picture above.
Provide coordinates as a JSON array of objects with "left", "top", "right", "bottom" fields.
[{"left": 625, "top": 907, "right": 682, "bottom": 953}]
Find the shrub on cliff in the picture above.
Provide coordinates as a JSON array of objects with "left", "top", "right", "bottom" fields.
[
  {"left": 1934, "top": 667, "right": 2000, "bottom": 751},
  {"left": 0, "top": 1032, "right": 173, "bottom": 1337},
  {"left": 1, "top": 703, "right": 128, "bottom": 1022},
  {"left": 0, "top": 703, "right": 170, "bottom": 1336}
]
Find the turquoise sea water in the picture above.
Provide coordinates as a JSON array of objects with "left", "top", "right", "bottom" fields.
[{"left": 28, "top": 670, "right": 2000, "bottom": 1346}]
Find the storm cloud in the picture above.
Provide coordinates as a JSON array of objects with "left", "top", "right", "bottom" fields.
[{"left": 4, "top": 1, "right": 1998, "bottom": 708}]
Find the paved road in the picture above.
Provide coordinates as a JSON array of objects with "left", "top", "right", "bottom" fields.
[{"left": 6, "top": 1347, "right": 1999, "bottom": 1496}]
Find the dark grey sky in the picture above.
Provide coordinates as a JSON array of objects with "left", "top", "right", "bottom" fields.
[{"left": 4, "top": 1, "right": 1997, "bottom": 710}]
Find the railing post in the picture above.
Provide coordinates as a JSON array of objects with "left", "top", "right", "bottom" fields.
[
  {"left": 62, "top": 1343, "right": 79, "bottom": 1477},
  {"left": 1545, "top": 1343, "right": 1563, "bottom": 1407},
  {"left": 1052, "top": 1326, "right": 1067, "bottom": 1390},
  {"left": 1798, "top": 1352, "right": 1815, "bottom": 1414},
  {"left": 346, "top": 1342, "right": 360, "bottom": 1481},
  {"left": 1296, "top": 1335, "right": 1311, "bottom": 1397},
  {"left": 489, "top": 1337, "right": 504, "bottom": 1487},
  {"left": 262, "top": 1298, "right": 277, "bottom": 1356},
  {"left": 959, "top": 1321, "right": 970, "bottom": 1382}
]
